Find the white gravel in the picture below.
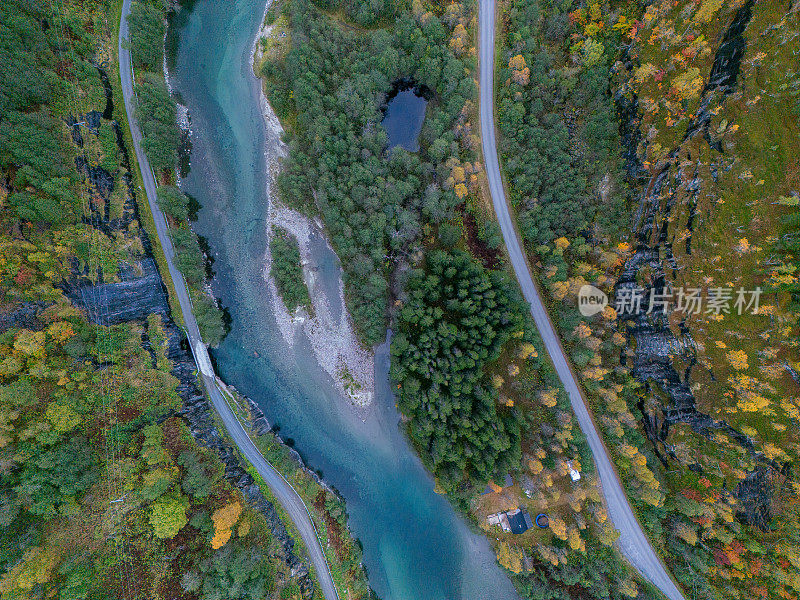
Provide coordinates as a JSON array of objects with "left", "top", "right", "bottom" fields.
[{"left": 253, "top": 20, "right": 375, "bottom": 407}]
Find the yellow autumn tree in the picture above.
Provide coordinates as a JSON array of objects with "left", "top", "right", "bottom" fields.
[
  {"left": 602, "top": 415, "right": 624, "bottom": 438},
  {"left": 211, "top": 501, "right": 243, "bottom": 549},
  {"left": 675, "top": 521, "right": 698, "bottom": 546},
  {"left": 672, "top": 67, "right": 704, "bottom": 100},
  {"left": 639, "top": 486, "right": 664, "bottom": 508},
  {"left": 568, "top": 527, "right": 586, "bottom": 552},
  {"left": 735, "top": 238, "right": 750, "bottom": 254},
  {"left": 597, "top": 520, "right": 619, "bottom": 546},
  {"left": 568, "top": 494, "right": 583, "bottom": 513},
  {"left": 727, "top": 350, "right": 749, "bottom": 371},
  {"left": 695, "top": 0, "right": 724, "bottom": 23},
  {"left": 150, "top": 494, "right": 189, "bottom": 539},
  {"left": 45, "top": 401, "right": 81, "bottom": 433},
  {"left": 508, "top": 55, "right": 530, "bottom": 85},
  {"left": 538, "top": 388, "right": 558, "bottom": 408},
  {"left": 46, "top": 321, "right": 74, "bottom": 344},
  {"left": 633, "top": 63, "right": 658, "bottom": 83},
  {"left": 13, "top": 329, "right": 46, "bottom": 358},
  {"left": 538, "top": 545, "right": 560, "bottom": 567},
  {"left": 731, "top": 374, "right": 771, "bottom": 412},
  {"left": 449, "top": 23, "right": 467, "bottom": 54},
  {"left": 549, "top": 517, "right": 568, "bottom": 541},
  {"left": 601, "top": 305, "right": 617, "bottom": 321},
  {"left": 554, "top": 236, "right": 570, "bottom": 251},
  {"left": 582, "top": 38, "right": 605, "bottom": 67},
  {"left": 496, "top": 542, "right": 523, "bottom": 573},
  {"left": 582, "top": 366, "right": 609, "bottom": 382},
  {"left": 0, "top": 545, "right": 60, "bottom": 597},
  {"left": 574, "top": 322, "right": 592, "bottom": 339},
  {"left": 550, "top": 280, "right": 569, "bottom": 301},
  {"left": 619, "top": 579, "right": 639, "bottom": 598}
]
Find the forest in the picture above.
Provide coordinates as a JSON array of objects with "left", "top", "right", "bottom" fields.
[
  {"left": 270, "top": 226, "right": 312, "bottom": 314},
  {"left": 495, "top": 0, "right": 628, "bottom": 247},
  {"left": 390, "top": 250, "right": 524, "bottom": 490},
  {"left": 0, "top": 1, "right": 340, "bottom": 598},
  {"left": 262, "top": 0, "right": 481, "bottom": 346}
]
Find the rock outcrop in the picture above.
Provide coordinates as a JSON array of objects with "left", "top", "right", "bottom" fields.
[{"left": 614, "top": 0, "right": 782, "bottom": 529}]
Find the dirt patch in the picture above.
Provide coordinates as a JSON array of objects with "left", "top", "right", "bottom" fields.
[
  {"left": 462, "top": 210, "right": 501, "bottom": 269},
  {"left": 117, "top": 405, "right": 141, "bottom": 424}
]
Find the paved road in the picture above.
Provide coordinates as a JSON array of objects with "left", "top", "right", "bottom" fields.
[
  {"left": 478, "top": 2, "right": 686, "bottom": 600},
  {"left": 118, "top": 3, "right": 339, "bottom": 599}
]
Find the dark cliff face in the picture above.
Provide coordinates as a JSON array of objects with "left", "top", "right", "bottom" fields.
[
  {"left": 69, "top": 258, "right": 170, "bottom": 324},
  {"left": 0, "top": 302, "right": 47, "bottom": 335},
  {"left": 613, "top": 1, "right": 780, "bottom": 529}
]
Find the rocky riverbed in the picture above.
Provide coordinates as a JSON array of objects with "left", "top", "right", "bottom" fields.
[{"left": 253, "top": 17, "right": 375, "bottom": 408}]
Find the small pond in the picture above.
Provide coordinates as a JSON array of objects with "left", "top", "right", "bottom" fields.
[{"left": 382, "top": 85, "right": 428, "bottom": 152}]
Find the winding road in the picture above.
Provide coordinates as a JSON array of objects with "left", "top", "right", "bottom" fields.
[
  {"left": 118, "top": 2, "right": 339, "bottom": 599},
  {"left": 478, "top": 2, "right": 686, "bottom": 600}
]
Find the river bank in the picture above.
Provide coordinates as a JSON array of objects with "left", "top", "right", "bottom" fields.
[{"left": 167, "top": 0, "right": 522, "bottom": 597}]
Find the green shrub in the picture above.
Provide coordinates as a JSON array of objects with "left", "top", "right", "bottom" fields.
[
  {"left": 135, "top": 74, "right": 178, "bottom": 170},
  {"left": 193, "top": 293, "right": 227, "bottom": 347},
  {"left": 269, "top": 226, "right": 312, "bottom": 313},
  {"left": 126, "top": 1, "right": 165, "bottom": 71},
  {"left": 170, "top": 226, "right": 204, "bottom": 286},
  {"left": 157, "top": 185, "right": 190, "bottom": 222}
]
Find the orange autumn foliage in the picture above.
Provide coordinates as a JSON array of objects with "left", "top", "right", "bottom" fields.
[{"left": 210, "top": 501, "right": 243, "bottom": 549}]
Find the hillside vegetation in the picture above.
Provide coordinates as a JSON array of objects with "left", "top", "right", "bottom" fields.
[
  {"left": 0, "top": 1, "right": 344, "bottom": 599},
  {"left": 496, "top": 1, "right": 800, "bottom": 599}
]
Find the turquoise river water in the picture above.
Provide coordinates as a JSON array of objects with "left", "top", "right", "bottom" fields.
[{"left": 170, "top": 1, "right": 521, "bottom": 598}]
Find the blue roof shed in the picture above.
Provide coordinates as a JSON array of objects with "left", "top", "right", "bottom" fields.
[{"left": 506, "top": 509, "right": 534, "bottom": 534}]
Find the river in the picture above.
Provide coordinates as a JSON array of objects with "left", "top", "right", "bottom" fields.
[{"left": 168, "top": 0, "right": 520, "bottom": 599}]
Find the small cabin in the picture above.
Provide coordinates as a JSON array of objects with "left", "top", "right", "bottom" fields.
[{"left": 487, "top": 508, "right": 534, "bottom": 534}]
